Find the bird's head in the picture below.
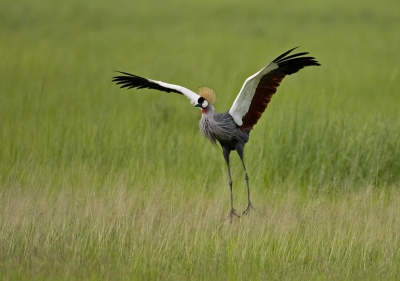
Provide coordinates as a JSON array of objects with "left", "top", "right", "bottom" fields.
[
  {"left": 195, "top": 86, "right": 216, "bottom": 114},
  {"left": 194, "top": 97, "right": 209, "bottom": 113}
]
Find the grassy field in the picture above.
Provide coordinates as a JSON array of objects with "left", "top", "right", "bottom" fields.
[{"left": 1, "top": 0, "right": 400, "bottom": 279}]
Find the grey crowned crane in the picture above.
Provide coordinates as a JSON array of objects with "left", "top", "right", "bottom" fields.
[{"left": 112, "top": 47, "right": 320, "bottom": 222}]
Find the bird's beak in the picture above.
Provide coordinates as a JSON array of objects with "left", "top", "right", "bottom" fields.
[{"left": 194, "top": 103, "right": 202, "bottom": 108}]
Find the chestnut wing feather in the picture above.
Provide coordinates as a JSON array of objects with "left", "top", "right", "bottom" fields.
[
  {"left": 229, "top": 47, "right": 320, "bottom": 131},
  {"left": 239, "top": 72, "right": 286, "bottom": 131}
]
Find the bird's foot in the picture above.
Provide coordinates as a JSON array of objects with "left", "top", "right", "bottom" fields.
[
  {"left": 225, "top": 208, "right": 240, "bottom": 223},
  {"left": 242, "top": 201, "right": 255, "bottom": 215}
]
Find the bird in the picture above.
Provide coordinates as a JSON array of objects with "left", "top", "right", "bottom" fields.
[{"left": 112, "top": 47, "right": 320, "bottom": 222}]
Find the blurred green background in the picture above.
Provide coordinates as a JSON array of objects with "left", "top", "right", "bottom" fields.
[{"left": 1, "top": 0, "right": 399, "bottom": 187}]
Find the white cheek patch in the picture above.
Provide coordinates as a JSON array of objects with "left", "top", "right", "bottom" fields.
[{"left": 202, "top": 100, "right": 208, "bottom": 108}]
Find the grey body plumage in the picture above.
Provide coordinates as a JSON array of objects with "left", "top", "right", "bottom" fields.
[
  {"left": 112, "top": 47, "right": 320, "bottom": 222},
  {"left": 199, "top": 106, "right": 249, "bottom": 149}
]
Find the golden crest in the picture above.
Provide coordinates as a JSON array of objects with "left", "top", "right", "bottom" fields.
[{"left": 198, "top": 86, "right": 216, "bottom": 105}]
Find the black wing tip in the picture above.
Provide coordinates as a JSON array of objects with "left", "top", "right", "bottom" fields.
[
  {"left": 111, "top": 71, "right": 184, "bottom": 95},
  {"left": 272, "top": 46, "right": 299, "bottom": 63},
  {"left": 114, "top": 70, "right": 137, "bottom": 77},
  {"left": 112, "top": 71, "right": 142, "bottom": 81},
  {"left": 273, "top": 46, "right": 320, "bottom": 65},
  {"left": 111, "top": 71, "right": 150, "bottom": 90},
  {"left": 272, "top": 47, "right": 321, "bottom": 74}
]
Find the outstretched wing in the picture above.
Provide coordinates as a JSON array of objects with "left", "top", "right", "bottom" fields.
[
  {"left": 112, "top": 71, "right": 200, "bottom": 105},
  {"left": 228, "top": 47, "right": 320, "bottom": 130}
]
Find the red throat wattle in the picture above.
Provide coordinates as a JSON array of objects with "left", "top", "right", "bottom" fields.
[{"left": 202, "top": 108, "right": 206, "bottom": 114}]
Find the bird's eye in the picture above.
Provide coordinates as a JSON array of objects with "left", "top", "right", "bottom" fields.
[{"left": 202, "top": 100, "right": 209, "bottom": 108}]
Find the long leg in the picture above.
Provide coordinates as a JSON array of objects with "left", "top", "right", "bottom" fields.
[
  {"left": 235, "top": 144, "right": 255, "bottom": 215},
  {"left": 223, "top": 146, "right": 240, "bottom": 222}
]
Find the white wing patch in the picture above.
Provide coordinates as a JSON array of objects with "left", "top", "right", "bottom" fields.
[
  {"left": 229, "top": 62, "right": 279, "bottom": 126},
  {"left": 151, "top": 79, "right": 201, "bottom": 105}
]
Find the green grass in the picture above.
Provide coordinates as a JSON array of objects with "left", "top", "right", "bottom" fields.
[
  {"left": 1, "top": 0, "right": 400, "bottom": 279},
  {"left": 2, "top": 181, "right": 400, "bottom": 280}
]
